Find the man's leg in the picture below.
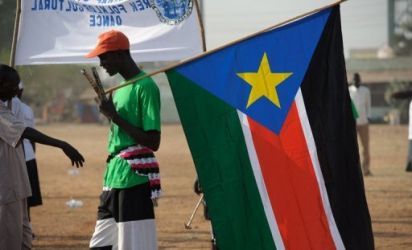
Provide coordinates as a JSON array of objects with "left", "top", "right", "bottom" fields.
[
  {"left": 90, "top": 191, "right": 118, "bottom": 250},
  {"left": 22, "top": 199, "right": 33, "bottom": 249},
  {"left": 118, "top": 219, "right": 157, "bottom": 250},
  {"left": 115, "top": 183, "right": 157, "bottom": 250},
  {"left": 406, "top": 140, "right": 412, "bottom": 172},
  {"left": 90, "top": 218, "right": 117, "bottom": 250},
  {"left": 0, "top": 198, "right": 32, "bottom": 250},
  {"left": 357, "top": 124, "right": 371, "bottom": 175}
]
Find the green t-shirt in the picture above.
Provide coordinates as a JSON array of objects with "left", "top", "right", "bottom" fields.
[{"left": 103, "top": 71, "right": 161, "bottom": 188}]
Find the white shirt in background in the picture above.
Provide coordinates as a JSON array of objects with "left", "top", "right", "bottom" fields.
[
  {"left": 349, "top": 85, "right": 371, "bottom": 125},
  {"left": 11, "top": 97, "right": 36, "bottom": 161}
]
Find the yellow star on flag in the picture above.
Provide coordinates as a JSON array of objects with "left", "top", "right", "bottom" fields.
[{"left": 237, "top": 53, "right": 293, "bottom": 108}]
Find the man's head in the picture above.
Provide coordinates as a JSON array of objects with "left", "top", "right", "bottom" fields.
[
  {"left": 353, "top": 72, "right": 361, "bottom": 88},
  {"left": 0, "top": 64, "right": 20, "bottom": 102},
  {"left": 85, "top": 30, "right": 131, "bottom": 76},
  {"left": 17, "top": 81, "right": 24, "bottom": 99}
]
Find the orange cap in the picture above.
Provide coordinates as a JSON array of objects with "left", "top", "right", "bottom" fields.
[{"left": 85, "top": 30, "right": 130, "bottom": 58}]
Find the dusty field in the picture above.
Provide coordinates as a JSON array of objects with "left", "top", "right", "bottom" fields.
[{"left": 30, "top": 124, "right": 412, "bottom": 250}]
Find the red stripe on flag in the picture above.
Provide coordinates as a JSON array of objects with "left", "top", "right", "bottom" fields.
[{"left": 248, "top": 102, "right": 336, "bottom": 250}]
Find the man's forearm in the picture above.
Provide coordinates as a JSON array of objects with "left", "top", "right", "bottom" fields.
[
  {"left": 111, "top": 114, "right": 160, "bottom": 151},
  {"left": 21, "top": 127, "right": 85, "bottom": 168},
  {"left": 22, "top": 127, "right": 65, "bottom": 149}
]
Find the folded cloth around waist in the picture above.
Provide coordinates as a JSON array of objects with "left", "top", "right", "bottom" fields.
[{"left": 107, "top": 145, "right": 161, "bottom": 199}]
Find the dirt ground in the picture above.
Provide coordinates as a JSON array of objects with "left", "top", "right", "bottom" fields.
[{"left": 30, "top": 123, "right": 412, "bottom": 250}]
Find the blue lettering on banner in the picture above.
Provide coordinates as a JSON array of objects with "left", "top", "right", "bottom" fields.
[
  {"left": 81, "top": 4, "right": 127, "bottom": 14},
  {"left": 117, "top": 5, "right": 127, "bottom": 13},
  {"left": 66, "top": 1, "right": 85, "bottom": 11},
  {"left": 29, "top": 0, "right": 139, "bottom": 27},
  {"left": 142, "top": 0, "right": 150, "bottom": 8},
  {"left": 31, "top": 0, "right": 128, "bottom": 14},
  {"left": 32, "top": 0, "right": 65, "bottom": 11},
  {"left": 90, "top": 14, "right": 122, "bottom": 26},
  {"left": 94, "top": 5, "right": 108, "bottom": 14},
  {"left": 96, "top": 0, "right": 125, "bottom": 4},
  {"left": 129, "top": 0, "right": 150, "bottom": 12}
]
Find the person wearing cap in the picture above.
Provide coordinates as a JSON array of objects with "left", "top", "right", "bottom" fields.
[
  {"left": 86, "top": 30, "right": 161, "bottom": 250},
  {"left": 0, "top": 64, "right": 85, "bottom": 250},
  {"left": 11, "top": 81, "right": 43, "bottom": 238}
]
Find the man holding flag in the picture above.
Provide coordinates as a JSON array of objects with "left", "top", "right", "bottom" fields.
[{"left": 86, "top": 30, "right": 161, "bottom": 250}]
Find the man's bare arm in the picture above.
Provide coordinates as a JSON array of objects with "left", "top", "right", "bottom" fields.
[{"left": 22, "top": 127, "right": 85, "bottom": 167}]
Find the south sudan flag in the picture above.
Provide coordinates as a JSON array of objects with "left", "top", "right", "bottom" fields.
[{"left": 166, "top": 6, "right": 374, "bottom": 250}]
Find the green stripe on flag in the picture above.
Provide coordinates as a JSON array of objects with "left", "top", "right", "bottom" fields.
[{"left": 167, "top": 70, "right": 277, "bottom": 250}]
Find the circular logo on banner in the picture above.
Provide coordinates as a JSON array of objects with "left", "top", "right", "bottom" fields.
[{"left": 150, "top": 0, "right": 194, "bottom": 25}]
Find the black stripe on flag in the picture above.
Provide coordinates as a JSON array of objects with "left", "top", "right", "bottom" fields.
[{"left": 300, "top": 6, "right": 375, "bottom": 249}]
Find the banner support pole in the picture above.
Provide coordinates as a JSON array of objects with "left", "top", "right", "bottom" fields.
[
  {"left": 10, "top": 0, "right": 22, "bottom": 67},
  {"left": 105, "top": 0, "right": 347, "bottom": 94},
  {"left": 194, "top": 0, "right": 207, "bottom": 52}
]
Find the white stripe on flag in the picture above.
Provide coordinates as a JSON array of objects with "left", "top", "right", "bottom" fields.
[
  {"left": 238, "top": 110, "right": 285, "bottom": 250},
  {"left": 295, "top": 89, "right": 345, "bottom": 250}
]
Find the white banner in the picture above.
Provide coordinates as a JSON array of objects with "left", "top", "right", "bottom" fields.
[{"left": 15, "top": 0, "right": 203, "bottom": 65}]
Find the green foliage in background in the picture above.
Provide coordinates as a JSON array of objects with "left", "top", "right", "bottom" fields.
[
  {"left": 0, "top": 0, "right": 16, "bottom": 61},
  {"left": 0, "top": 2, "right": 103, "bottom": 121},
  {"left": 16, "top": 65, "right": 100, "bottom": 121},
  {"left": 392, "top": 1, "right": 412, "bottom": 56}
]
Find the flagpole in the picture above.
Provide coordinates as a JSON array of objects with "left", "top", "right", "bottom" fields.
[
  {"left": 9, "top": 0, "right": 22, "bottom": 67},
  {"left": 194, "top": 0, "right": 207, "bottom": 52},
  {"left": 105, "top": 0, "right": 347, "bottom": 94}
]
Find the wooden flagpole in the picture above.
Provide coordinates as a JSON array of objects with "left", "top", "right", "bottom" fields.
[
  {"left": 9, "top": 0, "right": 22, "bottom": 67},
  {"left": 105, "top": 0, "right": 347, "bottom": 94},
  {"left": 194, "top": 0, "right": 207, "bottom": 52}
]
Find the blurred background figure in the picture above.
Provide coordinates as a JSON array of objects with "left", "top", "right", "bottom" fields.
[
  {"left": 349, "top": 72, "right": 372, "bottom": 176},
  {"left": 194, "top": 178, "right": 218, "bottom": 250},
  {"left": 408, "top": 98, "right": 412, "bottom": 172},
  {"left": 11, "top": 81, "right": 43, "bottom": 237},
  {"left": 391, "top": 89, "right": 412, "bottom": 172}
]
